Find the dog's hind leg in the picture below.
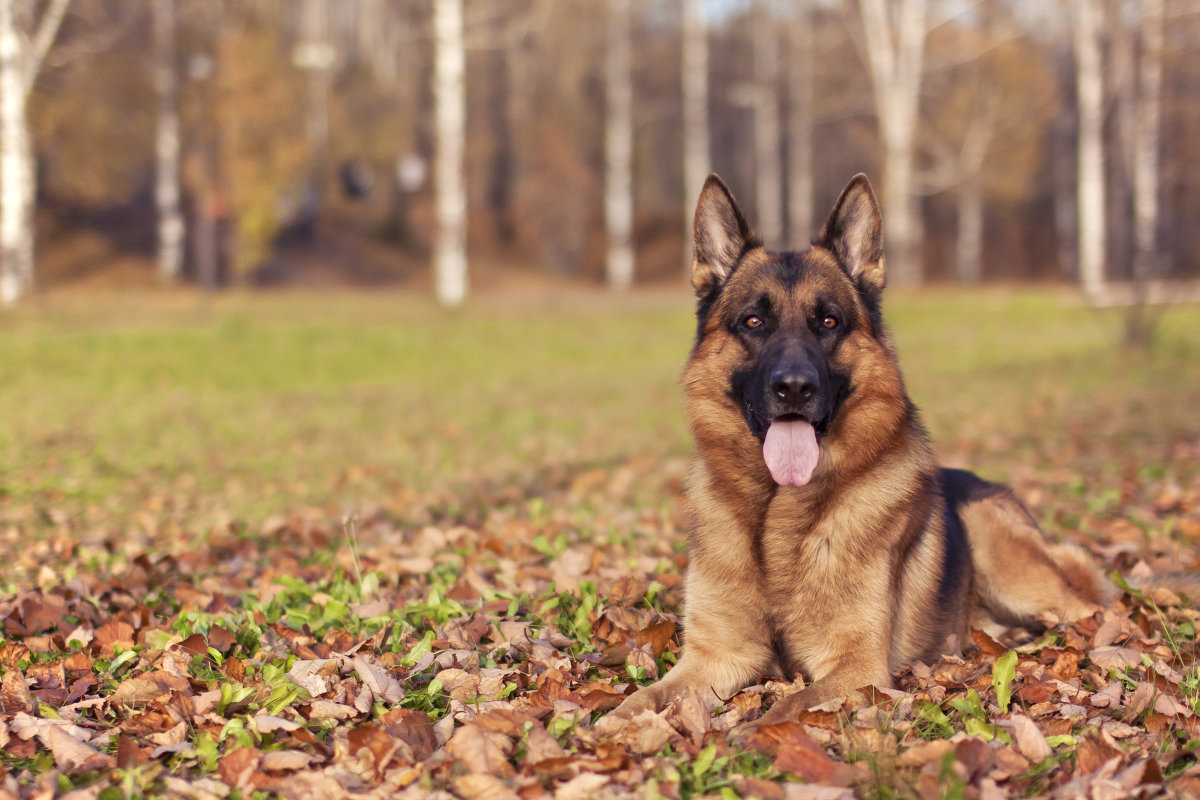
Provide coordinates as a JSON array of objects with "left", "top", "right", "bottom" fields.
[{"left": 941, "top": 469, "right": 1116, "bottom": 634}]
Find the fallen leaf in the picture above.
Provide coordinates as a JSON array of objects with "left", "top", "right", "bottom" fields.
[
  {"left": 1010, "top": 714, "right": 1053, "bottom": 762},
  {"left": 251, "top": 715, "right": 302, "bottom": 734},
  {"left": 93, "top": 621, "right": 135, "bottom": 656},
  {"left": 351, "top": 655, "right": 404, "bottom": 704},
  {"left": 772, "top": 726, "right": 838, "bottom": 783},
  {"left": 452, "top": 774, "right": 519, "bottom": 800},
  {"left": 444, "top": 724, "right": 515, "bottom": 777},
  {"left": 217, "top": 747, "right": 261, "bottom": 789},
  {"left": 1088, "top": 645, "right": 1142, "bottom": 670},
  {"left": 1, "top": 668, "right": 34, "bottom": 713},
  {"left": 260, "top": 750, "right": 319, "bottom": 771}
]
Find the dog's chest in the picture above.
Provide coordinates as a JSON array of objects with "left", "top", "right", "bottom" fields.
[{"left": 756, "top": 492, "right": 892, "bottom": 604}]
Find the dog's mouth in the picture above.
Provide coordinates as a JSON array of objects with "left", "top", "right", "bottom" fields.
[{"left": 762, "top": 413, "right": 821, "bottom": 487}]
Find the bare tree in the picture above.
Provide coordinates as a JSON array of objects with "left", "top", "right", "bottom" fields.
[
  {"left": 605, "top": 0, "right": 634, "bottom": 289},
  {"left": 0, "top": 0, "right": 70, "bottom": 305},
  {"left": 1075, "top": 0, "right": 1106, "bottom": 302},
  {"left": 153, "top": 0, "right": 183, "bottom": 285},
  {"left": 787, "top": 7, "right": 814, "bottom": 243},
  {"left": 682, "top": 0, "right": 709, "bottom": 269},
  {"left": 753, "top": 0, "right": 782, "bottom": 246},
  {"left": 1127, "top": 0, "right": 1164, "bottom": 343},
  {"left": 433, "top": 0, "right": 467, "bottom": 307},
  {"left": 853, "top": 0, "right": 928, "bottom": 286}
]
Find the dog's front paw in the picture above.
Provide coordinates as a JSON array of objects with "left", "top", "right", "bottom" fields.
[{"left": 606, "top": 686, "right": 657, "bottom": 720}]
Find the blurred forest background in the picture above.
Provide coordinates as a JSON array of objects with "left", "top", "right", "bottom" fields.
[{"left": 1, "top": 0, "right": 1198, "bottom": 309}]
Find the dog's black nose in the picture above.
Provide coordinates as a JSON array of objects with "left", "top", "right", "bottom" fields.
[{"left": 770, "top": 369, "right": 816, "bottom": 406}]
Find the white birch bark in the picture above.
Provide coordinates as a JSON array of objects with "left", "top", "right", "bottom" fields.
[
  {"left": 153, "top": 0, "right": 184, "bottom": 285},
  {"left": 433, "top": 0, "right": 467, "bottom": 307},
  {"left": 0, "top": 0, "right": 67, "bottom": 304},
  {"left": 855, "top": 0, "right": 927, "bottom": 286},
  {"left": 605, "top": 0, "right": 634, "bottom": 290},
  {"left": 681, "top": 0, "right": 709, "bottom": 269},
  {"left": 787, "top": 8, "right": 814, "bottom": 243},
  {"left": 753, "top": 0, "right": 782, "bottom": 246},
  {"left": 1132, "top": 0, "right": 1163, "bottom": 286},
  {"left": 1075, "top": 0, "right": 1106, "bottom": 302},
  {"left": 953, "top": 95, "right": 998, "bottom": 285},
  {"left": 0, "top": 0, "right": 29, "bottom": 305}
]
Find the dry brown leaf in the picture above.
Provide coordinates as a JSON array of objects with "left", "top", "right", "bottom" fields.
[
  {"left": 217, "top": 747, "right": 261, "bottom": 789},
  {"left": 444, "top": 723, "right": 515, "bottom": 777},
  {"left": 523, "top": 723, "right": 569, "bottom": 764},
  {"left": 1010, "top": 714, "right": 1053, "bottom": 762},
  {"left": 452, "top": 774, "right": 519, "bottom": 800},
  {"left": 108, "top": 676, "right": 170, "bottom": 709},
  {"left": 261, "top": 750, "right": 319, "bottom": 771},
  {"left": 1089, "top": 645, "right": 1142, "bottom": 671},
  {"left": 594, "top": 708, "right": 674, "bottom": 755},
  {"left": 172, "top": 633, "right": 208, "bottom": 656},
  {"left": 93, "top": 621, "right": 135, "bottom": 656},
  {"left": 286, "top": 659, "right": 338, "bottom": 698},
  {"left": 10, "top": 713, "right": 114, "bottom": 774},
  {"left": 379, "top": 707, "right": 439, "bottom": 762},
  {"left": 1075, "top": 735, "right": 1125, "bottom": 775},
  {"left": 772, "top": 726, "right": 838, "bottom": 783},
  {"left": 351, "top": 655, "right": 404, "bottom": 704},
  {"left": 251, "top": 714, "right": 302, "bottom": 734},
  {"left": 304, "top": 700, "right": 358, "bottom": 720},
  {"left": 898, "top": 739, "right": 955, "bottom": 768},
  {"left": 1, "top": 668, "right": 34, "bottom": 713},
  {"left": 633, "top": 621, "right": 676, "bottom": 657}
]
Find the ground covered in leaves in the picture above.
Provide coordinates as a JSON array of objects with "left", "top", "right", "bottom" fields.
[{"left": 2, "top": 290, "right": 1200, "bottom": 799}]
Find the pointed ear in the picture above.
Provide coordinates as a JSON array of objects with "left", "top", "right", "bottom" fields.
[
  {"left": 691, "top": 174, "right": 755, "bottom": 296},
  {"left": 817, "top": 173, "right": 885, "bottom": 293}
]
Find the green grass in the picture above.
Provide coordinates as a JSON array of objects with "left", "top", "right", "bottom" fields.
[{"left": 1, "top": 287, "right": 1197, "bottom": 584}]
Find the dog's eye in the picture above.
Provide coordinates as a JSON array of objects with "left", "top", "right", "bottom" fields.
[
  {"left": 822, "top": 315, "right": 839, "bottom": 330},
  {"left": 743, "top": 315, "right": 764, "bottom": 330}
]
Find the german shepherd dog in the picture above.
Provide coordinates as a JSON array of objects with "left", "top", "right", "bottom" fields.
[{"left": 610, "top": 174, "right": 1117, "bottom": 724}]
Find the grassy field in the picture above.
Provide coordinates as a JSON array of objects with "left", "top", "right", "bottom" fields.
[
  {"left": 2, "top": 288, "right": 1197, "bottom": 563},
  {"left": 1, "top": 287, "right": 1199, "bottom": 798}
]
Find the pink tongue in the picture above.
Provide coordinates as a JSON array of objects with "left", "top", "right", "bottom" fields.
[{"left": 763, "top": 419, "right": 820, "bottom": 487}]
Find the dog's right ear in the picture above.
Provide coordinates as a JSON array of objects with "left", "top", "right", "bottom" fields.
[{"left": 691, "top": 174, "right": 755, "bottom": 296}]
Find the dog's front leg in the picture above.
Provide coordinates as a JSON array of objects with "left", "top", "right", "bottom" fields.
[
  {"left": 748, "top": 603, "right": 894, "bottom": 729},
  {"left": 608, "top": 569, "right": 776, "bottom": 720}
]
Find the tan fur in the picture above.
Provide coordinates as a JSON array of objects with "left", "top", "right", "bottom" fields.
[{"left": 609, "top": 174, "right": 1114, "bottom": 725}]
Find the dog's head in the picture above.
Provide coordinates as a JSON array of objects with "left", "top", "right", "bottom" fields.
[{"left": 684, "top": 173, "right": 906, "bottom": 488}]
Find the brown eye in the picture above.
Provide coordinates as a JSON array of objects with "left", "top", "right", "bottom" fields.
[
  {"left": 822, "top": 315, "right": 839, "bottom": 330},
  {"left": 743, "top": 315, "right": 764, "bottom": 330}
]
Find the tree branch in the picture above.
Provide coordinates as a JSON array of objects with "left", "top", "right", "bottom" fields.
[{"left": 22, "top": 0, "right": 70, "bottom": 97}]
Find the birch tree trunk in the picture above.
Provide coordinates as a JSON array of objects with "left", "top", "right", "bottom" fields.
[
  {"left": 855, "top": 0, "right": 927, "bottom": 286},
  {"left": 0, "top": 0, "right": 68, "bottom": 306},
  {"left": 605, "top": 0, "right": 634, "bottom": 290},
  {"left": 681, "top": 0, "right": 709, "bottom": 269},
  {"left": 956, "top": 175, "right": 984, "bottom": 285},
  {"left": 0, "top": 0, "right": 29, "bottom": 305},
  {"left": 153, "top": 0, "right": 184, "bottom": 285},
  {"left": 753, "top": 1, "right": 782, "bottom": 246},
  {"left": 953, "top": 94, "right": 998, "bottom": 285},
  {"left": 433, "top": 0, "right": 467, "bottom": 307},
  {"left": 1053, "top": 47, "right": 1078, "bottom": 280},
  {"left": 1075, "top": 0, "right": 1106, "bottom": 303},
  {"left": 1127, "top": 0, "right": 1164, "bottom": 343},
  {"left": 787, "top": 8, "right": 814, "bottom": 243}
]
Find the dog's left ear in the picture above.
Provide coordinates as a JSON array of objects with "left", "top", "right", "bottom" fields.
[{"left": 817, "top": 174, "right": 885, "bottom": 294}]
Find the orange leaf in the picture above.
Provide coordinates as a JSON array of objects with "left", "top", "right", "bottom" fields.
[{"left": 772, "top": 727, "right": 837, "bottom": 783}]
